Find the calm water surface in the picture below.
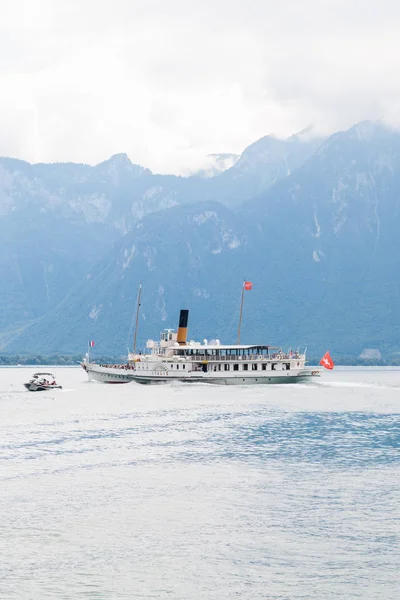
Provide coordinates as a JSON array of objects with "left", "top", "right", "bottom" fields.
[{"left": 0, "top": 367, "right": 399, "bottom": 599}]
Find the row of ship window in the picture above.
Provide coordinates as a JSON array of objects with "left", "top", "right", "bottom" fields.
[
  {"left": 167, "top": 362, "right": 292, "bottom": 371},
  {"left": 135, "top": 363, "right": 293, "bottom": 371},
  {"left": 211, "top": 363, "right": 291, "bottom": 371}
]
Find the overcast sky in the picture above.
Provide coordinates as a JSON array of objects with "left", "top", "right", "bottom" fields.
[{"left": 0, "top": 0, "right": 399, "bottom": 174}]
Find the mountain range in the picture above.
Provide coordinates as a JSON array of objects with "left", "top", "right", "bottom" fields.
[{"left": 1, "top": 121, "right": 399, "bottom": 358}]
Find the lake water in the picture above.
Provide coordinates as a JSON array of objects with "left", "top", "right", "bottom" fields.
[{"left": 0, "top": 366, "right": 399, "bottom": 599}]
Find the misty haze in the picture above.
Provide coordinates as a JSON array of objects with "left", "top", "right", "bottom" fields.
[{"left": 1, "top": 1, "right": 400, "bottom": 599}]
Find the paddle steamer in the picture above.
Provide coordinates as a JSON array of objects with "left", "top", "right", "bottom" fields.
[
  {"left": 131, "top": 308, "right": 319, "bottom": 385},
  {"left": 82, "top": 282, "right": 320, "bottom": 385}
]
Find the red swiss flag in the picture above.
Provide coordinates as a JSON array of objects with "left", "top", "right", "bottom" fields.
[
  {"left": 319, "top": 351, "right": 334, "bottom": 370},
  {"left": 244, "top": 281, "right": 252, "bottom": 290}
]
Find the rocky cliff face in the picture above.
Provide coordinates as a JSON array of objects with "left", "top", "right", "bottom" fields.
[{"left": 0, "top": 131, "right": 316, "bottom": 335}]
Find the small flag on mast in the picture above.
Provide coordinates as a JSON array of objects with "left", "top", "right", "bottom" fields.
[
  {"left": 244, "top": 281, "right": 252, "bottom": 290},
  {"left": 89, "top": 341, "right": 95, "bottom": 347},
  {"left": 319, "top": 351, "right": 334, "bottom": 370}
]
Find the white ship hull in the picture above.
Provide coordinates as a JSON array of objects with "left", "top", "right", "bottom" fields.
[
  {"left": 132, "top": 369, "right": 319, "bottom": 385},
  {"left": 82, "top": 363, "right": 135, "bottom": 384}
]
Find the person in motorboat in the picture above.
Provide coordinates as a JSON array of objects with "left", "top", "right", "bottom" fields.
[{"left": 24, "top": 372, "right": 62, "bottom": 391}]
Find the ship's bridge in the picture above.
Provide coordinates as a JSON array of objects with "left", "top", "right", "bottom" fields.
[{"left": 146, "top": 329, "right": 178, "bottom": 349}]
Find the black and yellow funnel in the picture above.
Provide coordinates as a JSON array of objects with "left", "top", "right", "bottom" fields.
[{"left": 177, "top": 309, "right": 189, "bottom": 345}]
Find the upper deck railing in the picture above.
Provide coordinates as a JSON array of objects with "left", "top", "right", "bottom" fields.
[{"left": 148, "top": 350, "right": 304, "bottom": 362}]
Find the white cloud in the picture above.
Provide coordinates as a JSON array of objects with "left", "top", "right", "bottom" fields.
[{"left": 0, "top": 0, "right": 400, "bottom": 173}]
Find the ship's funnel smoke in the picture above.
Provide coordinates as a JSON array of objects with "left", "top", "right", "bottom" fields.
[{"left": 177, "top": 309, "right": 189, "bottom": 345}]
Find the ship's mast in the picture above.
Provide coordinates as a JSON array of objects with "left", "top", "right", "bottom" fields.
[
  {"left": 236, "top": 280, "right": 245, "bottom": 345},
  {"left": 133, "top": 283, "right": 142, "bottom": 354}
]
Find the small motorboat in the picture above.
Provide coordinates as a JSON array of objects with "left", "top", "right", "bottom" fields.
[{"left": 24, "top": 372, "right": 63, "bottom": 392}]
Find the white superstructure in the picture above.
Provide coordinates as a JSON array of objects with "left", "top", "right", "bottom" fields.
[{"left": 131, "top": 311, "right": 319, "bottom": 385}]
